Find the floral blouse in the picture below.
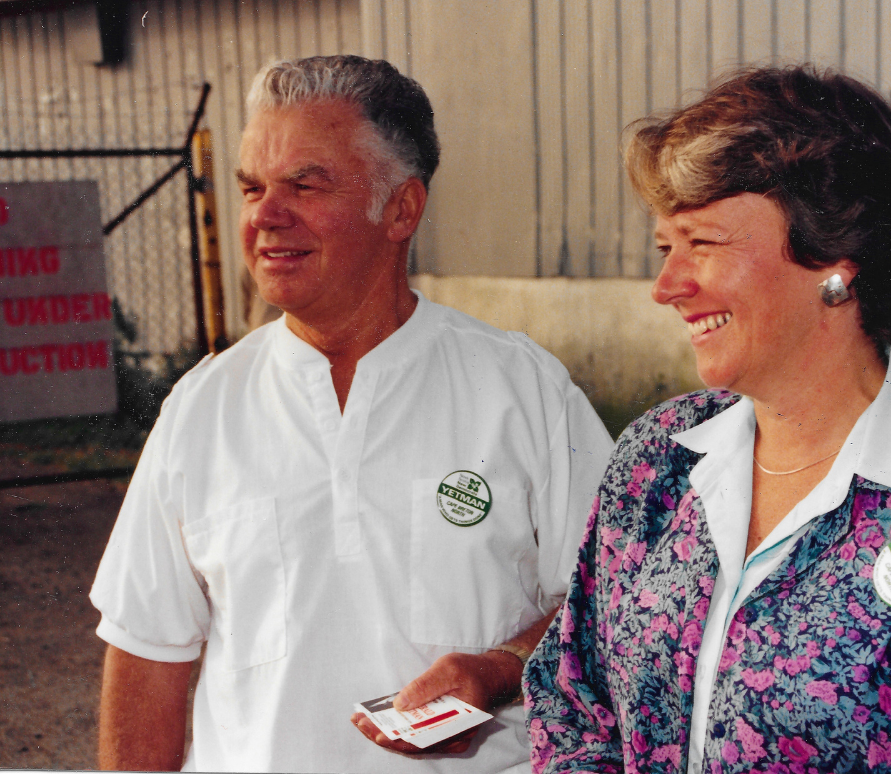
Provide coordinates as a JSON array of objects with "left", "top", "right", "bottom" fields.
[{"left": 524, "top": 390, "right": 891, "bottom": 773}]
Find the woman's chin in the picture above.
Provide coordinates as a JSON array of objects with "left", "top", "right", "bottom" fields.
[{"left": 695, "top": 363, "right": 737, "bottom": 393}]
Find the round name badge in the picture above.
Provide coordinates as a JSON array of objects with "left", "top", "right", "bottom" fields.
[
  {"left": 874, "top": 544, "right": 891, "bottom": 606},
  {"left": 437, "top": 471, "right": 492, "bottom": 527}
]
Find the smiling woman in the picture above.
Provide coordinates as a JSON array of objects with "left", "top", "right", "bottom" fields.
[
  {"left": 650, "top": 193, "right": 846, "bottom": 401},
  {"left": 524, "top": 65, "right": 891, "bottom": 773}
]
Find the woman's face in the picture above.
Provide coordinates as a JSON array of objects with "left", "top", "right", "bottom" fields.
[{"left": 652, "top": 193, "right": 833, "bottom": 399}]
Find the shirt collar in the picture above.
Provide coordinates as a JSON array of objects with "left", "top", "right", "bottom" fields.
[
  {"left": 671, "top": 395, "right": 755, "bottom": 462},
  {"left": 671, "top": 397, "right": 755, "bottom": 578},
  {"left": 272, "top": 314, "right": 328, "bottom": 371},
  {"left": 357, "top": 289, "right": 439, "bottom": 372},
  {"left": 271, "top": 290, "right": 440, "bottom": 373}
]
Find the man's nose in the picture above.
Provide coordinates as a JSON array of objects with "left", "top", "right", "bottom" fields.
[
  {"left": 250, "top": 192, "right": 295, "bottom": 231},
  {"left": 651, "top": 249, "right": 698, "bottom": 305}
]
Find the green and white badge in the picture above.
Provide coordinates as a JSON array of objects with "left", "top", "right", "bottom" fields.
[
  {"left": 874, "top": 543, "right": 891, "bottom": 606},
  {"left": 437, "top": 471, "right": 492, "bottom": 527}
]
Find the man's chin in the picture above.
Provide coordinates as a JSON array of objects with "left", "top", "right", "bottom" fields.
[{"left": 254, "top": 284, "right": 316, "bottom": 315}]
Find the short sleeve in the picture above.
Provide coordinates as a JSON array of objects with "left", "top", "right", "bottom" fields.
[{"left": 89, "top": 393, "right": 210, "bottom": 662}]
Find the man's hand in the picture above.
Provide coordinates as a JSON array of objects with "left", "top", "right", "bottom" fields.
[
  {"left": 350, "top": 649, "right": 523, "bottom": 755},
  {"left": 351, "top": 609, "right": 558, "bottom": 756}
]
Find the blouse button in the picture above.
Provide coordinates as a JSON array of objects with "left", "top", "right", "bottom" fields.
[{"left": 713, "top": 721, "right": 726, "bottom": 738}]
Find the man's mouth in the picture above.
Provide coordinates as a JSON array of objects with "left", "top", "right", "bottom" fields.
[
  {"left": 264, "top": 250, "right": 311, "bottom": 259},
  {"left": 687, "top": 312, "right": 732, "bottom": 336}
]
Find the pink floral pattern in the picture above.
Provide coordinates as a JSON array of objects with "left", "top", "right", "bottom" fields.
[{"left": 524, "top": 390, "right": 891, "bottom": 772}]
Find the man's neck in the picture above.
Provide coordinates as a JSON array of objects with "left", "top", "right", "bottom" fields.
[{"left": 285, "top": 274, "right": 418, "bottom": 412}]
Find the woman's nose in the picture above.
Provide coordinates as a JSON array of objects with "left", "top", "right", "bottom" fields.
[{"left": 651, "top": 249, "right": 698, "bottom": 305}]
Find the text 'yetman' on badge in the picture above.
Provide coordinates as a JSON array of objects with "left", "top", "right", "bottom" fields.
[{"left": 437, "top": 470, "right": 491, "bottom": 527}]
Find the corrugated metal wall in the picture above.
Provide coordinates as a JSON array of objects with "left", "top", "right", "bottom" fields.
[
  {"left": 527, "top": 0, "right": 891, "bottom": 280},
  {"left": 0, "top": 0, "right": 889, "bottom": 346},
  {"left": 364, "top": 0, "right": 891, "bottom": 279}
]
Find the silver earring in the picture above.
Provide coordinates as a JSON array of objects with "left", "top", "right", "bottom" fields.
[{"left": 819, "top": 274, "right": 851, "bottom": 307}]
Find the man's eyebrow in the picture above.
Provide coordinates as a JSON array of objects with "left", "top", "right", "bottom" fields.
[
  {"left": 234, "top": 168, "right": 255, "bottom": 185},
  {"left": 234, "top": 164, "right": 334, "bottom": 186},
  {"left": 285, "top": 164, "right": 334, "bottom": 184}
]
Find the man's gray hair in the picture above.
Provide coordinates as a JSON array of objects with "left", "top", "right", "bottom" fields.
[{"left": 246, "top": 55, "right": 440, "bottom": 222}]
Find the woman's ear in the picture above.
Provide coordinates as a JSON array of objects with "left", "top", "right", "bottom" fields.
[{"left": 830, "top": 258, "right": 859, "bottom": 287}]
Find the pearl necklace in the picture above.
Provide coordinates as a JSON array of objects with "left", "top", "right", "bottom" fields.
[{"left": 753, "top": 448, "right": 841, "bottom": 476}]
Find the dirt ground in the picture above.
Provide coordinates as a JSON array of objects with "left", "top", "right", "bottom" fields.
[{"left": 1, "top": 477, "right": 126, "bottom": 771}]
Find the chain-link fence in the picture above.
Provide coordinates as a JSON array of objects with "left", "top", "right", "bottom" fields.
[{"left": 0, "top": 85, "right": 212, "bottom": 489}]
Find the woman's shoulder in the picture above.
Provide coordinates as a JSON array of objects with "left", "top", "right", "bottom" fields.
[
  {"left": 591, "top": 390, "right": 742, "bottom": 534},
  {"left": 603, "top": 389, "right": 742, "bottom": 477},
  {"left": 619, "top": 388, "right": 742, "bottom": 444}
]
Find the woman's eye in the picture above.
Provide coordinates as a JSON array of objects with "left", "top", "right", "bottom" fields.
[{"left": 692, "top": 236, "right": 729, "bottom": 249}]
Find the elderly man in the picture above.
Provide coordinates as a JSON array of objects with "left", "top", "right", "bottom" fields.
[{"left": 91, "top": 56, "right": 613, "bottom": 773}]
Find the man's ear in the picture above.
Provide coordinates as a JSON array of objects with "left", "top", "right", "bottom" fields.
[{"left": 385, "top": 177, "right": 427, "bottom": 244}]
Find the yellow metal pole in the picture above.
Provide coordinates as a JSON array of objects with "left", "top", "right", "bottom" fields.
[{"left": 191, "top": 128, "right": 228, "bottom": 352}]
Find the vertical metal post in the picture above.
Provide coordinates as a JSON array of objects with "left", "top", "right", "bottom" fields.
[
  {"left": 184, "top": 83, "right": 213, "bottom": 358},
  {"left": 192, "top": 128, "right": 228, "bottom": 352},
  {"left": 186, "top": 147, "right": 210, "bottom": 357}
]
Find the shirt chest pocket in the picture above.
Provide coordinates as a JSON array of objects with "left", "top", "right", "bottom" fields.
[
  {"left": 409, "top": 478, "right": 538, "bottom": 648},
  {"left": 182, "top": 497, "right": 287, "bottom": 672}
]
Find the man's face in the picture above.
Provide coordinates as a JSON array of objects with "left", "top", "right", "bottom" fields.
[{"left": 237, "top": 100, "right": 393, "bottom": 325}]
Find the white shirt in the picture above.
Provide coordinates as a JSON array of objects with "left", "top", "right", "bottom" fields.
[
  {"left": 90, "top": 292, "right": 614, "bottom": 774},
  {"left": 676, "top": 362, "right": 891, "bottom": 774}
]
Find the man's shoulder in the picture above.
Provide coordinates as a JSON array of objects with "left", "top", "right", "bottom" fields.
[
  {"left": 426, "top": 300, "right": 572, "bottom": 384},
  {"left": 170, "top": 321, "right": 277, "bottom": 396}
]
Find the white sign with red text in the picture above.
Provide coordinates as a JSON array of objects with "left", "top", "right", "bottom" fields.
[{"left": 0, "top": 181, "right": 117, "bottom": 421}]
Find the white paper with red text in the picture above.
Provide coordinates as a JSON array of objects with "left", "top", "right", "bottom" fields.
[{"left": 354, "top": 692, "right": 492, "bottom": 748}]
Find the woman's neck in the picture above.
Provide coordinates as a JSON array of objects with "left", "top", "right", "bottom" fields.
[
  {"left": 751, "top": 332, "right": 886, "bottom": 468},
  {"left": 746, "top": 343, "right": 885, "bottom": 559}
]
